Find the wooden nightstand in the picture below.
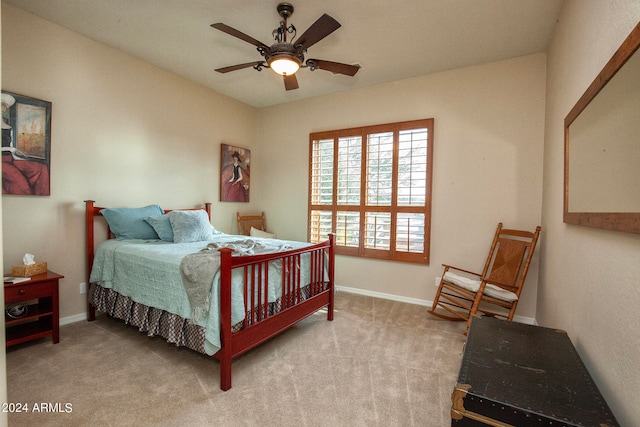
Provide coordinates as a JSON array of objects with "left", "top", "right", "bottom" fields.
[{"left": 4, "top": 270, "right": 63, "bottom": 347}]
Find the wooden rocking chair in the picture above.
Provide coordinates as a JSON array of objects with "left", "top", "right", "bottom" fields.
[{"left": 428, "top": 223, "right": 541, "bottom": 332}]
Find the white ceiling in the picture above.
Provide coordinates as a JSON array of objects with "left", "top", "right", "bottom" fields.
[{"left": 5, "top": 0, "right": 562, "bottom": 108}]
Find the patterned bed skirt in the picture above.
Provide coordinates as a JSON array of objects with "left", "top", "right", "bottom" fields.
[
  {"left": 89, "top": 283, "right": 318, "bottom": 355},
  {"left": 90, "top": 284, "right": 210, "bottom": 354}
]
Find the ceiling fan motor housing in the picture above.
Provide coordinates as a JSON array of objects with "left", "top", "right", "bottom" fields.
[{"left": 266, "top": 43, "right": 303, "bottom": 64}]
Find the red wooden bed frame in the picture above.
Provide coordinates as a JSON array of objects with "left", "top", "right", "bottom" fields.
[{"left": 84, "top": 200, "right": 335, "bottom": 391}]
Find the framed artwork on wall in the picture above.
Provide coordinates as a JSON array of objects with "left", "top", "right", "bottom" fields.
[
  {"left": 220, "top": 143, "right": 250, "bottom": 202},
  {"left": 1, "top": 91, "right": 52, "bottom": 196}
]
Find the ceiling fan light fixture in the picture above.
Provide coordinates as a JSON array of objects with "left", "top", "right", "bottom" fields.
[{"left": 268, "top": 55, "right": 301, "bottom": 75}]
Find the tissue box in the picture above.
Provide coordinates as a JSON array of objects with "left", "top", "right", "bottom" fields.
[{"left": 12, "top": 262, "right": 47, "bottom": 277}]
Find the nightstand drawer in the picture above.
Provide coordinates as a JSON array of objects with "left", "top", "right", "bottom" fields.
[{"left": 5, "top": 281, "right": 53, "bottom": 303}]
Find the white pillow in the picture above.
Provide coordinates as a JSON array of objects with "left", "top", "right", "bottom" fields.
[
  {"left": 443, "top": 271, "right": 518, "bottom": 302},
  {"left": 483, "top": 284, "right": 518, "bottom": 302},
  {"left": 443, "top": 271, "right": 481, "bottom": 291},
  {"left": 250, "top": 226, "right": 276, "bottom": 239}
]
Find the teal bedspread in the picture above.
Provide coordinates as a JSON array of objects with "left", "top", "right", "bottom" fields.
[{"left": 89, "top": 234, "right": 315, "bottom": 355}]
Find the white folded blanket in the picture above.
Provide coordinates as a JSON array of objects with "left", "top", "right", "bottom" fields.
[{"left": 180, "top": 239, "right": 293, "bottom": 322}]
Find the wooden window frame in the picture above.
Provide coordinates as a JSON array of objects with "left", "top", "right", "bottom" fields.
[{"left": 308, "top": 118, "right": 434, "bottom": 264}]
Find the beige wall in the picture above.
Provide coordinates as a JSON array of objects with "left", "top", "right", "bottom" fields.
[
  {"left": 540, "top": 1, "right": 640, "bottom": 424},
  {"left": 1, "top": 4, "right": 258, "bottom": 323},
  {"left": 256, "top": 54, "right": 545, "bottom": 314}
]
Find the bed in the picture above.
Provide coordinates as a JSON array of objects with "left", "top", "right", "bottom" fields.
[{"left": 84, "top": 200, "right": 335, "bottom": 391}]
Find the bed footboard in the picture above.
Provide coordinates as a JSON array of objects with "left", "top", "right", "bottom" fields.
[{"left": 216, "top": 234, "right": 335, "bottom": 391}]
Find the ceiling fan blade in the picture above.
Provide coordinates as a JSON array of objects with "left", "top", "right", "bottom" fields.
[
  {"left": 283, "top": 74, "right": 299, "bottom": 91},
  {"left": 215, "top": 61, "right": 264, "bottom": 73},
  {"left": 308, "top": 59, "right": 361, "bottom": 76},
  {"left": 295, "top": 14, "right": 341, "bottom": 50},
  {"left": 211, "top": 23, "right": 269, "bottom": 50}
]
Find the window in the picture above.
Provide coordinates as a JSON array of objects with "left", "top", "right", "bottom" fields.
[{"left": 309, "top": 119, "right": 433, "bottom": 264}]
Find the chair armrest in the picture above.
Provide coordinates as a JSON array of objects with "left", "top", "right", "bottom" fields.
[{"left": 442, "top": 264, "right": 482, "bottom": 278}]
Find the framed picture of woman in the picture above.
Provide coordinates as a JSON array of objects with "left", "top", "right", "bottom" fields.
[
  {"left": 1, "top": 91, "right": 52, "bottom": 196},
  {"left": 220, "top": 144, "right": 250, "bottom": 202}
]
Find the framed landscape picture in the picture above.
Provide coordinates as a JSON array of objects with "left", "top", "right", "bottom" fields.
[
  {"left": 220, "top": 143, "right": 250, "bottom": 202},
  {"left": 1, "top": 91, "right": 52, "bottom": 196}
]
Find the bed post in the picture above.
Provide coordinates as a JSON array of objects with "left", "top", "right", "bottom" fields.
[
  {"left": 327, "top": 233, "right": 335, "bottom": 321},
  {"left": 85, "top": 200, "right": 96, "bottom": 321},
  {"left": 217, "top": 247, "right": 234, "bottom": 391},
  {"left": 204, "top": 202, "right": 211, "bottom": 220}
]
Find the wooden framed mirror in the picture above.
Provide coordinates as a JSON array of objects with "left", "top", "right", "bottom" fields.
[{"left": 564, "top": 22, "right": 640, "bottom": 233}]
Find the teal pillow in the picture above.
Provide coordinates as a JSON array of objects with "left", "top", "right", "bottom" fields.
[
  {"left": 100, "top": 205, "right": 163, "bottom": 240},
  {"left": 144, "top": 214, "right": 174, "bottom": 241},
  {"left": 168, "top": 210, "right": 213, "bottom": 243}
]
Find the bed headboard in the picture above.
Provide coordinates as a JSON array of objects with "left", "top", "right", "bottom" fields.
[{"left": 84, "top": 199, "right": 211, "bottom": 320}]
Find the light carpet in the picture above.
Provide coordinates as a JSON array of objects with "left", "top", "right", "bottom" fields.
[{"left": 6, "top": 291, "right": 466, "bottom": 426}]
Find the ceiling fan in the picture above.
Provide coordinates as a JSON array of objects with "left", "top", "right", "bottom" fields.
[{"left": 211, "top": 2, "right": 360, "bottom": 91}]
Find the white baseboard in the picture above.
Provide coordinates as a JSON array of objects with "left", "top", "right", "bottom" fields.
[
  {"left": 336, "top": 285, "right": 431, "bottom": 307},
  {"left": 335, "top": 285, "right": 536, "bottom": 325},
  {"left": 60, "top": 313, "right": 86, "bottom": 326}
]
